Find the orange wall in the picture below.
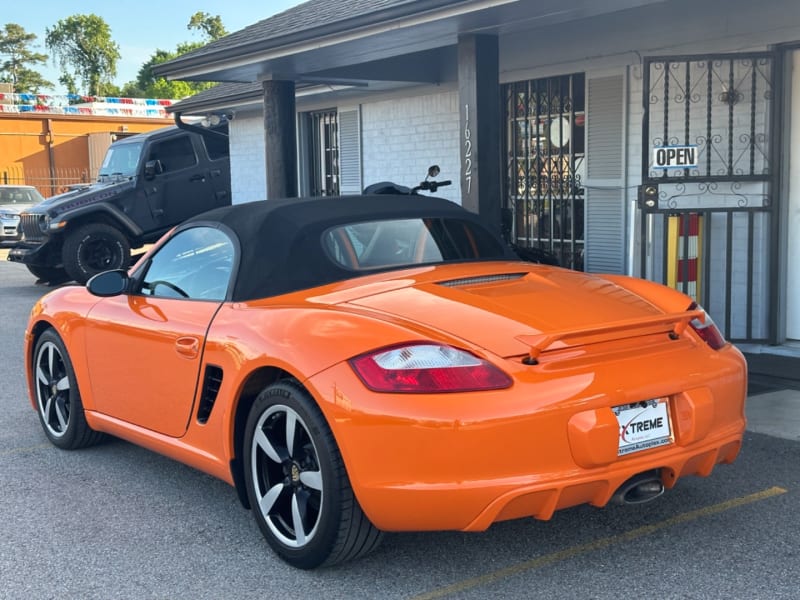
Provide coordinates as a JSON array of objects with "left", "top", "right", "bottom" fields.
[{"left": 0, "top": 113, "right": 172, "bottom": 197}]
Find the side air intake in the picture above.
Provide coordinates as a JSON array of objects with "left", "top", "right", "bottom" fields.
[{"left": 197, "top": 365, "right": 223, "bottom": 424}]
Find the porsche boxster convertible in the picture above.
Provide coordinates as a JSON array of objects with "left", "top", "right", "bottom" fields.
[{"left": 24, "top": 194, "right": 746, "bottom": 569}]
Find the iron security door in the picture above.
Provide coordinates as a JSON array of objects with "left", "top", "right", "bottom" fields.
[
  {"left": 309, "top": 110, "right": 340, "bottom": 196},
  {"left": 504, "top": 74, "right": 586, "bottom": 270},
  {"left": 640, "top": 52, "right": 780, "bottom": 343}
]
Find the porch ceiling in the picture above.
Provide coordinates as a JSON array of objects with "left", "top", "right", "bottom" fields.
[{"left": 154, "top": 0, "right": 666, "bottom": 86}]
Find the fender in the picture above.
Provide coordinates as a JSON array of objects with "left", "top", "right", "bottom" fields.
[{"left": 53, "top": 202, "right": 144, "bottom": 240}]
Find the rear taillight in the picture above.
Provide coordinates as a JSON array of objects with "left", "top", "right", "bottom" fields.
[
  {"left": 688, "top": 302, "right": 726, "bottom": 350},
  {"left": 349, "top": 343, "right": 512, "bottom": 393}
]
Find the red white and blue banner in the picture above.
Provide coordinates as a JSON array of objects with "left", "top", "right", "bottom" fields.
[{"left": 0, "top": 93, "right": 173, "bottom": 118}]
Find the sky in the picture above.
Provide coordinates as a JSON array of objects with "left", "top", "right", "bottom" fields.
[{"left": 3, "top": 0, "right": 305, "bottom": 96}]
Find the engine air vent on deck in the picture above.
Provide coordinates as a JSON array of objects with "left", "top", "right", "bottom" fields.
[{"left": 439, "top": 273, "right": 526, "bottom": 287}]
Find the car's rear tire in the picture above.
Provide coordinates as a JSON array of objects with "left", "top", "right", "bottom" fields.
[
  {"left": 25, "top": 264, "right": 69, "bottom": 284},
  {"left": 32, "top": 329, "right": 104, "bottom": 449},
  {"left": 62, "top": 223, "right": 131, "bottom": 284},
  {"left": 243, "top": 381, "right": 383, "bottom": 569}
]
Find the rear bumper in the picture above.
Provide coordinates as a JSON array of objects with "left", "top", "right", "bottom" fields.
[
  {"left": 357, "top": 428, "right": 742, "bottom": 532},
  {"left": 307, "top": 342, "right": 747, "bottom": 532}
]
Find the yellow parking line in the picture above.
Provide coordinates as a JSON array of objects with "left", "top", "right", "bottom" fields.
[{"left": 413, "top": 486, "right": 788, "bottom": 600}]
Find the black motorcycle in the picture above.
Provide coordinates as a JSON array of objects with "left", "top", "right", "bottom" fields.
[
  {"left": 363, "top": 165, "right": 452, "bottom": 196},
  {"left": 363, "top": 166, "right": 560, "bottom": 267}
]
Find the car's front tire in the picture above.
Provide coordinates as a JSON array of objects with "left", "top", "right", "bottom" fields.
[
  {"left": 62, "top": 223, "right": 131, "bottom": 284},
  {"left": 243, "top": 381, "right": 382, "bottom": 569},
  {"left": 32, "top": 329, "right": 103, "bottom": 449}
]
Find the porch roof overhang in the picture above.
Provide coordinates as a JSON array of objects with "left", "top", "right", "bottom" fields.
[{"left": 154, "top": 0, "right": 666, "bottom": 91}]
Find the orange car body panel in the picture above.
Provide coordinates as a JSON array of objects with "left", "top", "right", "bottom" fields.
[{"left": 24, "top": 261, "right": 746, "bottom": 531}]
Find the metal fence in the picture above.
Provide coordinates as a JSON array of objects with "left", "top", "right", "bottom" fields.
[{"left": 1, "top": 166, "right": 91, "bottom": 198}]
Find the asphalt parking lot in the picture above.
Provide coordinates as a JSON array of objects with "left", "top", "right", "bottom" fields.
[{"left": 1, "top": 255, "right": 798, "bottom": 599}]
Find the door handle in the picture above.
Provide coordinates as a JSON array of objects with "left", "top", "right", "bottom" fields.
[
  {"left": 175, "top": 336, "right": 200, "bottom": 359},
  {"left": 189, "top": 174, "right": 206, "bottom": 182}
]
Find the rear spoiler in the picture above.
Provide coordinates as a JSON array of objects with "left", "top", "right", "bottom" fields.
[{"left": 516, "top": 309, "right": 705, "bottom": 364}]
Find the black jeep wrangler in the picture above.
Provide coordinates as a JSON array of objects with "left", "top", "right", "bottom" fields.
[{"left": 8, "top": 124, "right": 231, "bottom": 284}]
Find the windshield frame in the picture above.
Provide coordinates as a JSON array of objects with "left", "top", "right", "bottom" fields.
[{"left": 98, "top": 140, "right": 145, "bottom": 180}]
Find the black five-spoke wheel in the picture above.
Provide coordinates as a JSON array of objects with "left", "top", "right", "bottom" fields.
[
  {"left": 243, "top": 381, "right": 382, "bottom": 569},
  {"left": 252, "top": 403, "right": 324, "bottom": 547},
  {"left": 33, "top": 329, "right": 103, "bottom": 449}
]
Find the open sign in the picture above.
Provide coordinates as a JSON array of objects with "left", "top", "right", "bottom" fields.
[{"left": 652, "top": 145, "right": 698, "bottom": 169}]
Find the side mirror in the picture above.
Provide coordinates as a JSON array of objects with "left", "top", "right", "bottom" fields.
[
  {"left": 427, "top": 165, "right": 441, "bottom": 178},
  {"left": 144, "top": 159, "right": 164, "bottom": 179},
  {"left": 87, "top": 269, "right": 130, "bottom": 297}
]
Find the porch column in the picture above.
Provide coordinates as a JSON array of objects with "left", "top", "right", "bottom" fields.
[
  {"left": 262, "top": 79, "right": 297, "bottom": 199},
  {"left": 458, "top": 34, "right": 501, "bottom": 235}
]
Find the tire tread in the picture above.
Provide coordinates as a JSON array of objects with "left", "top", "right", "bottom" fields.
[
  {"left": 280, "top": 380, "right": 383, "bottom": 568},
  {"left": 34, "top": 329, "right": 105, "bottom": 450},
  {"left": 246, "top": 379, "right": 382, "bottom": 568}
]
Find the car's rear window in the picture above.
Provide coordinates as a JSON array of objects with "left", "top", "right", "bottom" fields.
[{"left": 322, "top": 217, "right": 507, "bottom": 271}]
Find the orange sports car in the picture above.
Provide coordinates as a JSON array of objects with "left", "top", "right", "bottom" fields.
[{"left": 24, "top": 194, "right": 746, "bottom": 569}]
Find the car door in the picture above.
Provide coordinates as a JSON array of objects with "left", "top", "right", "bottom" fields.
[
  {"left": 143, "top": 133, "right": 219, "bottom": 226},
  {"left": 84, "top": 226, "right": 235, "bottom": 437}
]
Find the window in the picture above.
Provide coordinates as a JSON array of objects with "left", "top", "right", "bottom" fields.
[
  {"left": 140, "top": 227, "right": 234, "bottom": 300},
  {"left": 99, "top": 141, "right": 144, "bottom": 179},
  {"left": 504, "top": 73, "right": 585, "bottom": 270},
  {"left": 323, "top": 218, "right": 506, "bottom": 271},
  {"left": 307, "top": 110, "right": 339, "bottom": 196},
  {"left": 203, "top": 132, "right": 230, "bottom": 161},
  {"left": 147, "top": 135, "right": 197, "bottom": 173}
]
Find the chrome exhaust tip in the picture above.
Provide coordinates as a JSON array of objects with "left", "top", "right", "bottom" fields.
[{"left": 611, "top": 470, "right": 665, "bottom": 505}]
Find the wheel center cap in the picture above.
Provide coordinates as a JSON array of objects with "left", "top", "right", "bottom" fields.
[{"left": 291, "top": 463, "right": 301, "bottom": 483}]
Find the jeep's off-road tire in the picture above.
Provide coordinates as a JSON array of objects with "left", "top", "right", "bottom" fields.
[
  {"left": 62, "top": 223, "right": 131, "bottom": 284},
  {"left": 25, "top": 264, "right": 69, "bottom": 285},
  {"left": 243, "top": 381, "right": 383, "bottom": 569}
]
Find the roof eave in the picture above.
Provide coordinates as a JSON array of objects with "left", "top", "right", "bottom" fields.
[{"left": 152, "top": 0, "right": 497, "bottom": 80}]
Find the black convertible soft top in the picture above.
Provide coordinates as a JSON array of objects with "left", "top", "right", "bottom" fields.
[{"left": 185, "top": 194, "right": 516, "bottom": 302}]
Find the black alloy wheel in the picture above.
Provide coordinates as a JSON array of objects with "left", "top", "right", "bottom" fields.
[
  {"left": 32, "top": 329, "right": 103, "bottom": 449},
  {"left": 243, "top": 381, "right": 382, "bottom": 568}
]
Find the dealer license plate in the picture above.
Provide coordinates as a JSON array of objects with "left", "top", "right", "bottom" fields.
[{"left": 613, "top": 399, "right": 672, "bottom": 456}]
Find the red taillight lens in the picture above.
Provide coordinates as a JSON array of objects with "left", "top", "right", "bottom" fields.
[
  {"left": 688, "top": 302, "right": 726, "bottom": 350},
  {"left": 349, "top": 343, "right": 513, "bottom": 393}
]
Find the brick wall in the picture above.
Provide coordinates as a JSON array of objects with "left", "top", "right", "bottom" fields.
[
  {"left": 361, "top": 91, "right": 461, "bottom": 204},
  {"left": 230, "top": 92, "right": 462, "bottom": 205},
  {"left": 230, "top": 115, "right": 267, "bottom": 204}
]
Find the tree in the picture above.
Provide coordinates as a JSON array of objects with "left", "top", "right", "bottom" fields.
[
  {"left": 45, "top": 14, "right": 120, "bottom": 97},
  {"left": 187, "top": 11, "right": 228, "bottom": 41},
  {"left": 124, "top": 12, "right": 228, "bottom": 99},
  {"left": 0, "top": 23, "right": 52, "bottom": 93}
]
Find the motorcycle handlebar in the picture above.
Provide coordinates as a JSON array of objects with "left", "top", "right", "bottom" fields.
[{"left": 414, "top": 179, "right": 452, "bottom": 193}]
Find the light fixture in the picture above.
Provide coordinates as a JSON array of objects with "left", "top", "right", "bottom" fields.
[{"left": 719, "top": 86, "right": 742, "bottom": 106}]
